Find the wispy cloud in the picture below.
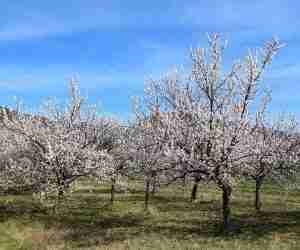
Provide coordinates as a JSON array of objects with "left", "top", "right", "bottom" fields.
[
  {"left": 0, "top": 1, "right": 298, "bottom": 117},
  {"left": 1, "top": 1, "right": 299, "bottom": 41},
  {"left": 0, "top": 1, "right": 182, "bottom": 41},
  {"left": 181, "top": 1, "right": 299, "bottom": 34},
  {"left": 0, "top": 3, "right": 120, "bottom": 40}
]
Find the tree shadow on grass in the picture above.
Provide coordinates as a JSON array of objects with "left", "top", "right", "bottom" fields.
[
  {"left": 57, "top": 213, "right": 146, "bottom": 247},
  {"left": 0, "top": 198, "right": 220, "bottom": 248},
  {"left": 117, "top": 194, "right": 146, "bottom": 202},
  {"left": 217, "top": 210, "right": 300, "bottom": 241},
  {"left": 1, "top": 195, "right": 300, "bottom": 248},
  {"left": 151, "top": 195, "right": 189, "bottom": 203},
  {"left": 154, "top": 198, "right": 220, "bottom": 213},
  {"left": 74, "top": 188, "right": 112, "bottom": 194},
  {"left": 117, "top": 194, "right": 190, "bottom": 203},
  {"left": 53, "top": 214, "right": 221, "bottom": 247}
]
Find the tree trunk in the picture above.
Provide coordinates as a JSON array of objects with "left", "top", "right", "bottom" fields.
[
  {"left": 151, "top": 181, "right": 156, "bottom": 197},
  {"left": 255, "top": 177, "right": 264, "bottom": 211},
  {"left": 190, "top": 177, "right": 200, "bottom": 202},
  {"left": 222, "top": 184, "right": 232, "bottom": 231},
  {"left": 145, "top": 179, "right": 150, "bottom": 211},
  {"left": 58, "top": 188, "right": 64, "bottom": 200},
  {"left": 57, "top": 179, "right": 65, "bottom": 201},
  {"left": 54, "top": 186, "right": 64, "bottom": 214},
  {"left": 182, "top": 174, "right": 187, "bottom": 197},
  {"left": 55, "top": 167, "right": 65, "bottom": 201},
  {"left": 110, "top": 178, "right": 116, "bottom": 205},
  {"left": 151, "top": 175, "right": 159, "bottom": 197},
  {"left": 183, "top": 174, "right": 187, "bottom": 187}
]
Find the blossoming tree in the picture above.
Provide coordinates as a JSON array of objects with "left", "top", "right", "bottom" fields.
[{"left": 141, "top": 34, "right": 283, "bottom": 229}]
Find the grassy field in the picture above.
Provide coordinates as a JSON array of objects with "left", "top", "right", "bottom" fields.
[{"left": 0, "top": 181, "right": 299, "bottom": 250}]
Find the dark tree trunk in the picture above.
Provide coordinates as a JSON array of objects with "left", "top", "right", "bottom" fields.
[
  {"left": 190, "top": 177, "right": 200, "bottom": 202},
  {"left": 55, "top": 164, "right": 66, "bottom": 201},
  {"left": 57, "top": 178, "right": 65, "bottom": 201},
  {"left": 151, "top": 174, "right": 159, "bottom": 197},
  {"left": 151, "top": 181, "right": 156, "bottom": 197},
  {"left": 182, "top": 174, "right": 187, "bottom": 197},
  {"left": 222, "top": 184, "right": 232, "bottom": 231},
  {"left": 182, "top": 174, "right": 187, "bottom": 187},
  {"left": 58, "top": 188, "right": 64, "bottom": 200},
  {"left": 255, "top": 177, "right": 264, "bottom": 211},
  {"left": 110, "top": 178, "right": 116, "bottom": 204},
  {"left": 54, "top": 185, "right": 65, "bottom": 214},
  {"left": 145, "top": 179, "right": 150, "bottom": 211}
]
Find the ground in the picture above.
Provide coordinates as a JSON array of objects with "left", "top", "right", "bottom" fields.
[{"left": 0, "top": 180, "right": 299, "bottom": 250}]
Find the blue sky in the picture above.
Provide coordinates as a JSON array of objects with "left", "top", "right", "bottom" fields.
[{"left": 0, "top": 0, "right": 299, "bottom": 119}]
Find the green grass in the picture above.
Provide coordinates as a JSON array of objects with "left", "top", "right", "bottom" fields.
[{"left": 0, "top": 181, "right": 299, "bottom": 249}]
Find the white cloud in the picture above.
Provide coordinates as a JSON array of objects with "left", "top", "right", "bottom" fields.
[
  {"left": 1, "top": 1, "right": 298, "bottom": 41},
  {"left": 180, "top": 0, "right": 299, "bottom": 35}
]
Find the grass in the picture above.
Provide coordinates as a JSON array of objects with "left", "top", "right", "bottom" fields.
[{"left": 0, "top": 181, "right": 299, "bottom": 249}]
